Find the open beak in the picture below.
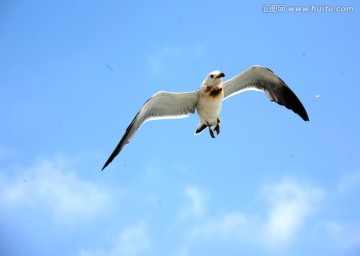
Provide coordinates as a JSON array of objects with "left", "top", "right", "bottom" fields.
[{"left": 216, "top": 72, "right": 225, "bottom": 79}]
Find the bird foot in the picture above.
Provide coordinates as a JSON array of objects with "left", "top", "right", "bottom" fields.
[
  {"left": 214, "top": 124, "right": 220, "bottom": 135},
  {"left": 208, "top": 127, "right": 215, "bottom": 138},
  {"left": 206, "top": 122, "right": 215, "bottom": 138}
]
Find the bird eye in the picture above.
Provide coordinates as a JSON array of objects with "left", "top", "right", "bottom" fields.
[{"left": 210, "top": 75, "right": 214, "bottom": 78}]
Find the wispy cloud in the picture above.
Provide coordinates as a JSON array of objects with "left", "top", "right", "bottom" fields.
[
  {"left": 109, "top": 221, "right": 151, "bottom": 256},
  {"left": 325, "top": 220, "right": 360, "bottom": 254},
  {"left": 180, "top": 186, "right": 208, "bottom": 219},
  {"left": 0, "top": 156, "right": 113, "bottom": 224},
  {"left": 337, "top": 171, "right": 360, "bottom": 195},
  {"left": 77, "top": 221, "right": 151, "bottom": 256},
  {"left": 261, "top": 179, "right": 325, "bottom": 248},
  {"left": 177, "top": 178, "right": 325, "bottom": 254},
  {"left": 324, "top": 170, "right": 360, "bottom": 254},
  {"left": 188, "top": 212, "right": 251, "bottom": 240}
]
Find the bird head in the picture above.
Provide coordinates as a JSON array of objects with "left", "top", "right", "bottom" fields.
[{"left": 202, "top": 70, "right": 225, "bottom": 87}]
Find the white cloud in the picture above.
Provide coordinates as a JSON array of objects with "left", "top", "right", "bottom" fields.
[
  {"left": 183, "top": 186, "right": 207, "bottom": 218},
  {"left": 337, "top": 171, "right": 360, "bottom": 195},
  {"left": 262, "top": 179, "right": 325, "bottom": 247},
  {"left": 326, "top": 221, "right": 360, "bottom": 254},
  {"left": 111, "top": 223, "right": 151, "bottom": 256},
  {"left": 324, "top": 171, "right": 360, "bottom": 254},
  {"left": 178, "top": 178, "right": 325, "bottom": 254},
  {"left": 109, "top": 221, "right": 151, "bottom": 256},
  {"left": 77, "top": 221, "right": 151, "bottom": 256},
  {"left": 188, "top": 212, "right": 251, "bottom": 240},
  {"left": 0, "top": 156, "right": 113, "bottom": 223}
]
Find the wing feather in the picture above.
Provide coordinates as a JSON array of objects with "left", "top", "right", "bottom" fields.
[
  {"left": 102, "top": 90, "right": 199, "bottom": 170},
  {"left": 223, "top": 66, "right": 309, "bottom": 121}
]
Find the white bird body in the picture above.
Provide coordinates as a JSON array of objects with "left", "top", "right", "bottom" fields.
[
  {"left": 197, "top": 88, "right": 223, "bottom": 126},
  {"left": 102, "top": 66, "right": 309, "bottom": 170},
  {"left": 196, "top": 72, "right": 224, "bottom": 130}
]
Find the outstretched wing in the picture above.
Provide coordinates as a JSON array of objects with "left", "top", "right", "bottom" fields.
[
  {"left": 223, "top": 65, "right": 309, "bottom": 121},
  {"left": 102, "top": 90, "right": 199, "bottom": 170}
]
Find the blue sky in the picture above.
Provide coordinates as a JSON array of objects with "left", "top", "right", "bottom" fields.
[{"left": 1, "top": 0, "right": 360, "bottom": 255}]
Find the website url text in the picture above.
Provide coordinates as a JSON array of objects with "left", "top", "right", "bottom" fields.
[{"left": 261, "top": 4, "right": 355, "bottom": 13}]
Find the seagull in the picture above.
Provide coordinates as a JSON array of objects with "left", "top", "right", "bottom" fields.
[{"left": 102, "top": 65, "right": 309, "bottom": 170}]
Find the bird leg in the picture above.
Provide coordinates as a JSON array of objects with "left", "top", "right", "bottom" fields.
[
  {"left": 214, "top": 119, "right": 220, "bottom": 135},
  {"left": 206, "top": 121, "right": 215, "bottom": 138},
  {"left": 208, "top": 127, "right": 215, "bottom": 138}
]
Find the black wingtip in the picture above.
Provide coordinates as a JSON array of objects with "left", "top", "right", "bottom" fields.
[
  {"left": 101, "top": 161, "right": 110, "bottom": 171},
  {"left": 273, "top": 85, "right": 310, "bottom": 122},
  {"left": 303, "top": 114, "right": 310, "bottom": 122},
  {"left": 291, "top": 102, "right": 310, "bottom": 122},
  {"left": 295, "top": 104, "right": 309, "bottom": 122},
  {"left": 101, "top": 135, "right": 128, "bottom": 171},
  {"left": 101, "top": 151, "right": 118, "bottom": 171},
  {"left": 296, "top": 106, "right": 309, "bottom": 122}
]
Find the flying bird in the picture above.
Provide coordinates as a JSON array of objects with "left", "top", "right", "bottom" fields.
[{"left": 102, "top": 65, "right": 309, "bottom": 170}]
